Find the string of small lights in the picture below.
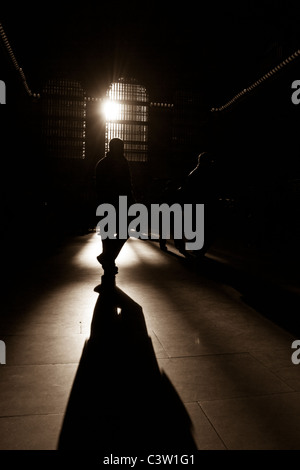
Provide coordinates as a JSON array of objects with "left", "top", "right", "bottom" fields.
[
  {"left": 0, "top": 21, "right": 40, "bottom": 98},
  {"left": 150, "top": 102, "right": 174, "bottom": 108},
  {"left": 211, "top": 48, "right": 300, "bottom": 113}
]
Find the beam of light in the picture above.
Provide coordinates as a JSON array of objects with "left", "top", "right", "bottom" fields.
[
  {"left": 101, "top": 99, "right": 120, "bottom": 121},
  {"left": 72, "top": 233, "right": 141, "bottom": 269}
]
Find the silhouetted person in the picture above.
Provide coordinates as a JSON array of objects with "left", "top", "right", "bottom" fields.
[
  {"left": 156, "top": 178, "right": 185, "bottom": 253},
  {"left": 178, "top": 151, "right": 219, "bottom": 255},
  {"left": 183, "top": 152, "right": 216, "bottom": 201},
  {"left": 158, "top": 179, "right": 176, "bottom": 251},
  {"left": 95, "top": 138, "right": 134, "bottom": 276}
]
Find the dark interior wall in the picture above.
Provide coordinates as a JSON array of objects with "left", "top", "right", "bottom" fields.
[{"left": 207, "top": 60, "right": 300, "bottom": 257}]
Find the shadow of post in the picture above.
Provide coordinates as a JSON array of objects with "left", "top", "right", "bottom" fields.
[{"left": 57, "top": 276, "right": 197, "bottom": 451}]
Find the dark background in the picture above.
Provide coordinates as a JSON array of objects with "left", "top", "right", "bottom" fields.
[
  {"left": 2, "top": 0, "right": 300, "bottom": 100},
  {"left": 1, "top": 0, "right": 300, "bottom": 267}
]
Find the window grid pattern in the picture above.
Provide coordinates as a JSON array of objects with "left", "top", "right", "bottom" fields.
[
  {"left": 42, "top": 79, "right": 86, "bottom": 159},
  {"left": 108, "top": 82, "right": 148, "bottom": 103},
  {"left": 105, "top": 80, "right": 149, "bottom": 162}
]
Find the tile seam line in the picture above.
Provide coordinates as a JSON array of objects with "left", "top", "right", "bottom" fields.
[
  {"left": 197, "top": 389, "right": 300, "bottom": 404},
  {"left": 196, "top": 401, "right": 228, "bottom": 450},
  {"left": 0, "top": 412, "right": 64, "bottom": 419}
]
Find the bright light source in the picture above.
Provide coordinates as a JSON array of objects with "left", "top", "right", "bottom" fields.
[{"left": 101, "top": 99, "right": 120, "bottom": 121}]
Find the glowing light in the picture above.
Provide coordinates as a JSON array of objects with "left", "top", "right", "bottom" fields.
[{"left": 101, "top": 99, "right": 120, "bottom": 121}]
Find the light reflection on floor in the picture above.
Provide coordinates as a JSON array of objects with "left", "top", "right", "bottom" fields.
[
  {"left": 2, "top": 231, "right": 300, "bottom": 450},
  {"left": 73, "top": 233, "right": 165, "bottom": 270}
]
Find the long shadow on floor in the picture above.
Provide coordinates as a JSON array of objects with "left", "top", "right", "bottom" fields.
[{"left": 57, "top": 277, "right": 197, "bottom": 451}]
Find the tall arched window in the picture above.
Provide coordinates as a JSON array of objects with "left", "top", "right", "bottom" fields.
[
  {"left": 42, "top": 79, "right": 86, "bottom": 159},
  {"left": 103, "top": 78, "right": 149, "bottom": 162}
]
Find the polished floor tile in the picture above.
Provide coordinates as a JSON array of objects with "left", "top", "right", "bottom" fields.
[
  {"left": 0, "top": 234, "right": 299, "bottom": 450},
  {"left": 0, "top": 364, "right": 77, "bottom": 416},
  {"left": 199, "top": 392, "right": 300, "bottom": 450},
  {"left": 184, "top": 402, "right": 226, "bottom": 450},
  {"left": 0, "top": 414, "right": 63, "bottom": 450},
  {"left": 157, "top": 354, "right": 292, "bottom": 403},
  {"left": 1, "top": 334, "right": 86, "bottom": 365}
]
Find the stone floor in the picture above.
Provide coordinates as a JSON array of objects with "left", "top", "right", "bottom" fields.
[{"left": 0, "top": 233, "right": 299, "bottom": 451}]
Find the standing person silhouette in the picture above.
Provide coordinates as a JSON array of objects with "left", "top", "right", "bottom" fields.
[
  {"left": 178, "top": 151, "right": 219, "bottom": 256},
  {"left": 95, "top": 138, "right": 134, "bottom": 276}
]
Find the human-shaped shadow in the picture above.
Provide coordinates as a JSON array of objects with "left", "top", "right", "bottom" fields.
[{"left": 57, "top": 275, "right": 197, "bottom": 451}]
